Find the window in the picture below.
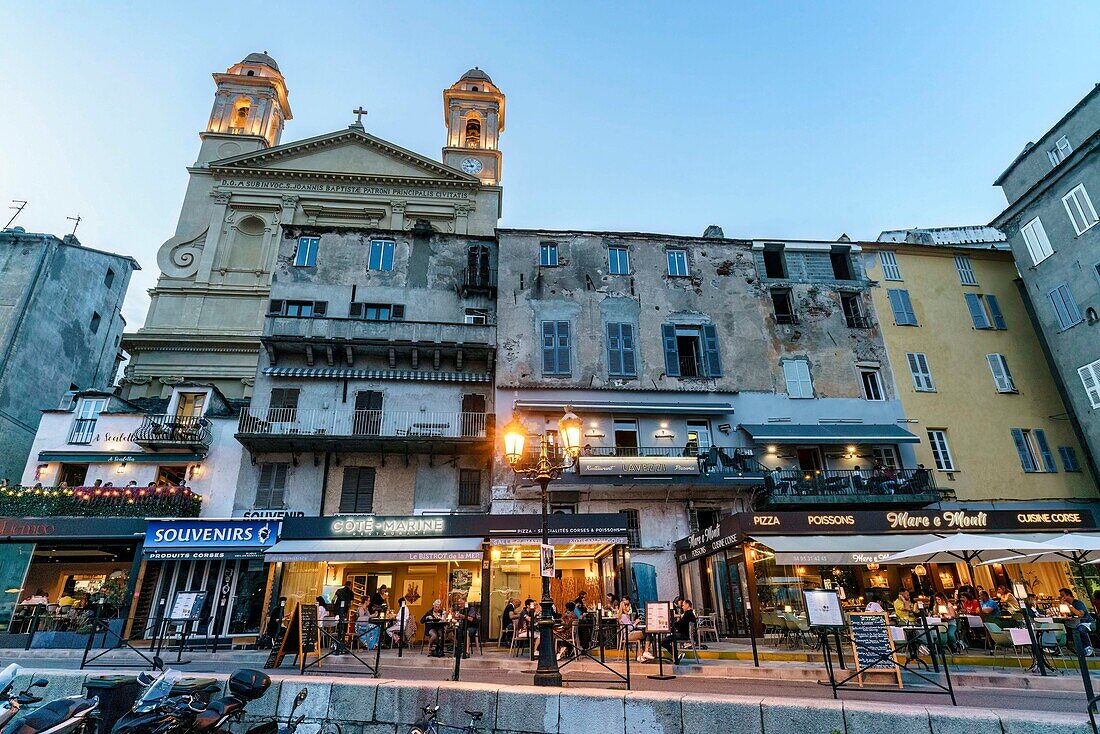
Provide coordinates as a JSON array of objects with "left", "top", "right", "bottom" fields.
[
  {"left": 690, "top": 507, "right": 721, "bottom": 534},
  {"left": 104, "top": 267, "right": 115, "bottom": 288},
  {"left": 539, "top": 242, "right": 559, "bottom": 267},
  {"left": 953, "top": 255, "right": 977, "bottom": 286},
  {"left": 69, "top": 398, "right": 106, "bottom": 444},
  {"left": 965, "top": 293, "right": 1006, "bottom": 330},
  {"left": 686, "top": 420, "right": 712, "bottom": 453},
  {"left": 886, "top": 289, "right": 918, "bottom": 326},
  {"left": 464, "top": 308, "right": 489, "bottom": 324},
  {"left": 613, "top": 419, "right": 639, "bottom": 454},
  {"left": 368, "top": 239, "right": 395, "bottom": 271},
  {"left": 771, "top": 289, "right": 797, "bottom": 324},
  {"left": 986, "top": 354, "right": 1017, "bottom": 393},
  {"left": 860, "top": 369, "right": 884, "bottom": 401},
  {"left": 267, "top": 388, "right": 299, "bottom": 421},
  {"left": 458, "top": 469, "right": 481, "bottom": 507},
  {"left": 783, "top": 360, "right": 814, "bottom": 399},
  {"left": 1048, "top": 135, "right": 1073, "bottom": 167},
  {"left": 89, "top": 311, "right": 101, "bottom": 334},
  {"left": 175, "top": 392, "right": 207, "bottom": 418},
  {"left": 762, "top": 248, "right": 787, "bottom": 278},
  {"left": 879, "top": 251, "right": 902, "bottom": 280},
  {"left": 273, "top": 300, "right": 327, "bottom": 318},
  {"left": 830, "top": 248, "right": 854, "bottom": 280},
  {"left": 906, "top": 352, "right": 935, "bottom": 392},
  {"left": 1011, "top": 428, "right": 1057, "bottom": 473},
  {"left": 293, "top": 237, "right": 319, "bottom": 267},
  {"left": 349, "top": 303, "right": 404, "bottom": 321},
  {"left": 608, "top": 246, "right": 630, "bottom": 275},
  {"left": 1020, "top": 218, "right": 1054, "bottom": 265},
  {"left": 1059, "top": 446, "right": 1083, "bottom": 472},
  {"left": 662, "top": 323, "right": 722, "bottom": 378},
  {"left": 339, "top": 467, "right": 376, "bottom": 513},
  {"left": 1079, "top": 358, "right": 1100, "bottom": 408},
  {"left": 1049, "top": 283, "right": 1082, "bottom": 330},
  {"left": 872, "top": 446, "right": 899, "bottom": 469},
  {"left": 927, "top": 430, "right": 955, "bottom": 471},
  {"left": 841, "top": 293, "right": 869, "bottom": 328},
  {"left": 1062, "top": 184, "right": 1099, "bottom": 235},
  {"left": 541, "top": 320, "right": 571, "bottom": 376},
  {"left": 621, "top": 509, "right": 641, "bottom": 548},
  {"left": 254, "top": 463, "right": 287, "bottom": 509},
  {"left": 606, "top": 322, "right": 637, "bottom": 378},
  {"left": 666, "top": 249, "right": 689, "bottom": 277}
]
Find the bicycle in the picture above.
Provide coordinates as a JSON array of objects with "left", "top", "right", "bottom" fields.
[{"left": 406, "top": 705, "right": 483, "bottom": 734}]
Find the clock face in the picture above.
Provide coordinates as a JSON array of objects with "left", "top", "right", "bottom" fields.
[{"left": 461, "top": 157, "right": 483, "bottom": 175}]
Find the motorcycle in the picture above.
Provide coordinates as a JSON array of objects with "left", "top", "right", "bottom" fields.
[
  {"left": 1, "top": 672, "right": 98, "bottom": 734},
  {"left": 242, "top": 688, "right": 307, "bottom": 734},
  {"left": 0, "top": 665, "right": 49, "bottom": 730},
  {"left": 111, "top": 667, "right": 272, "bottom": 734}
]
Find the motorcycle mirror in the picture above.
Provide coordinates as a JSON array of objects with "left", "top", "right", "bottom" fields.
[
  {"left": 31, "top": 680, "right": 47, "bottom": 688},
  {"left": 152, "top": 656, "right": 165, "bottom": 671},
  {"left": 294, "top": 689, "right": 307, "bottom": 706}
]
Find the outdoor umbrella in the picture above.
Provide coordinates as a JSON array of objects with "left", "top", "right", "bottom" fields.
[
  {"left": 1004, "top": 533, "right": 1100, "bottom": 565},
  {"left": 880, "top": 533, "right": 1057, "bottom": 566}
]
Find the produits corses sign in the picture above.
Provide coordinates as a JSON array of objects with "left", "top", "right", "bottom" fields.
[{"left": 143, "top": 519, "right": 280, "bottom": 560}]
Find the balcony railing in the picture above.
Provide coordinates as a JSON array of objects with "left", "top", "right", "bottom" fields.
[
  {"left": 238, "top": 408, "right": 489, "bottom": 440},
  {"left": 461, "top": 266, "right": 497, "bottom": 294},
  {"left": 0, "top": 484, "right": 202, "bottom": 518},
  {"left": 845, "top": 315, "right": 873, "bottom": 329},
  {"left": 761, "top": 468, "right": 940, "bottom": 506},
  {"left": 133, "top": 415, "right": 212, "bottom": 450},
  {"left": 515, "top": 445, "right": 769, "bottom": 482},
  {"left": 265, "top": 317, "right": 496, "bottom": 347},
  {"left": 68, "top": 419, "right": 97, "bottom": 445}
]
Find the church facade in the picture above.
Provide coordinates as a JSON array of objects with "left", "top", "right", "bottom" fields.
[{"left": 120, "top": 54, "right": 504, "bottom": 400}]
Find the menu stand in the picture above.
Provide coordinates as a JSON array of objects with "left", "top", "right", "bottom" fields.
[{"left": 647, "top": 632, "right": 675, "bottom": 681}]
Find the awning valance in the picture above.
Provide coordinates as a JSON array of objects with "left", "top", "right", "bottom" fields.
[
  {"left": 38, "top": 451, "right": 205, "bottom": 463},
  {"left": 263, "top": 368, "right": 491, "bottom": 383},
  {"left": 739, "top": 424, "right": 920, "bottom": 444},
  {"left": 265, "top": 537, "right": 484, "bottom": 563},
  {"left": 750, "top": 533, "right": 938, "bottom": 565},
  {"left": 514, "top": 400, "right": 733, "bottom": 415}
]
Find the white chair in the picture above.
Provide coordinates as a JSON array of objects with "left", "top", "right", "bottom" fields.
[{"left": 696, "top": 613, "right": 719, "bottom": 644}]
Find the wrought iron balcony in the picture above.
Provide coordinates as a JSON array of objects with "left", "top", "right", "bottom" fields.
[
  {"left": 132, "top": 415, "right": 212, "bottom": 452},
  {"left": 514, "top": 445, "right": 769, "bottom": 486},
  {"left": 67, "top": 419, "right": 97, "bottom": 445},
  {"left": 758, "top": 468, "right": 941, "bottom": 507},
  {"left": 845, "top": 314, "right": 874, "bottom": 329},
  {"left": 461, "top": 266, "right": 497, "bottom": 296},
  {"left": 264, "top": 316, "right": 496, "bottom": 349},
  {"left": 236, "top": 408, "right": 492, "bottom": 453},
  {"left": 0, "top": 484, "right": 202, "bottom": 518}
]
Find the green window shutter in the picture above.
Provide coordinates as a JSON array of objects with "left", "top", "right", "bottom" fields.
[
  {"left": 607, "top": 322, "right": 623, "bottom": 376},
  {"left": 555, "top": 321, "right": 571, "bottom": 376},
  {"left": 339, "top": 467, "right": 375, "bottom": 513},
  {"left": 541, "top": 321, "right": 558, "bottom": 374},
  {"left": 620, "top": 323, "right": 637, "bottom": 377},
  {"left": 701, "top": 324, "right": 722, "bottom": 377},
  {"left": 985, "top": 295, "right": 1007, "bottom": 329},
  {"left": 662, "top": 324, "right": 680, "bottom": 376},
  {"left": 1010, "top": 429, "right": 1037, "bottom": 473},
  {"left": 1033, "top": 429, "right": 1057, "bottom": 472}
]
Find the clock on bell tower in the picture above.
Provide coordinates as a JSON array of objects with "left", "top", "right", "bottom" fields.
[{"left": 442, "top": 68, "right": 505, "bottom": 185}]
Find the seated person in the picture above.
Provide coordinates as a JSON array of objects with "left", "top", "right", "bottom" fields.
[
  {"left": 661, "top": 599, "right": 697, "bottom": 663},
  {"left": 499, "top": 597, "right": 518, "bottom": 643},
  {"left": 893, "top": 589, "right": 914, "bottom": 623},
  {"left": 459, "top": 602, "right": 480, "bottom": 656},
  {"left": 619, "top": 600, "right": 653, "bottom": 662},
  {"left": 959, "top": 592, "right": 980, "bottom": 615},
  {"left": 1059, "top": 587, "right": 1094, "bottom": 657},
  {"left": 514, "top": 598, "right": 539, "bottom": 652},
  {"left": 356, "top": 599, "right": 380, "bottom": 649},
  {"left": 315, "top": 596, "right": 337, "bottom": 628},
  {"left": 420, "top": 599, "right": 447, "bottom": 656},
  {"left": 978, "top": 590, "right": 1001, "bottom": 617},
  {"left": 387, "top": 600, "right": 417, "bottom": 647}
]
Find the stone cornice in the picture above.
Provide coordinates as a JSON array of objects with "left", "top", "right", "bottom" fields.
[{"left": 202, "top": 165, "right": 482, "bottom": 190}]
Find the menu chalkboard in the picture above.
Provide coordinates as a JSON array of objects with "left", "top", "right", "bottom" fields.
[
  {"left": 848, "top": 612, "right": 902, "bottom": 687},
  {"left": 263, "top": 602, "right": 319, "bottom": 671},
  {"left": 298, "top": 603, "right": 318, "bottom": 656}
]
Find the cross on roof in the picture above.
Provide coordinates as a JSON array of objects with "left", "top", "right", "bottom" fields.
[{"left": 352, "top": 107, "right": 368, "bottom": 127}]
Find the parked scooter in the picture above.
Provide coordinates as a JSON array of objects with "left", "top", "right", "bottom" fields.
[
  {"left": 111, "top": 667, "right": 272, "bottom": 734},
  {"left": 0, "top": 665, "right": 49, "bottom": 731}
]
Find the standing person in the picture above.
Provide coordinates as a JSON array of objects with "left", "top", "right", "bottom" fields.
[
  {"left": 500, "top": 597, "right": 518, "bottom": 644},
  {"left": 1059, "top": 587, "right": 1095, "bottom": 657},
  {"left": 332, "top": 580, "right": 354, "bottom": 654},
  {"left": 661, "top": 599, "right": 696, "bottom": 664}
]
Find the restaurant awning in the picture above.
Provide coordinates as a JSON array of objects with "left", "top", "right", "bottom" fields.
[
  {"left": 513, "top": 399, "right": 733, "bottom": 415},
  {"left": 739, "top": 424, "right": 920, "bottom": 444},
  {"left": 750, "top": 533, "right": 939, "bottom": 565},
  {"left": 265, "top": 538, "right": 484, "bottom": 563},
  {"left": 38, "top": 451, "right": 206, "bottom": 463}
]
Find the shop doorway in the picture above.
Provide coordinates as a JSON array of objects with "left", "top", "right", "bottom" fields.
[
  {"left": 58, "top": 463, "right": 89, "bottom": 487},
  {"left": 353, "top": 391, "right": 383, "bottom": 435},
  {"left": 613, "top": 420, "right": 639, "bottom": 455},
  {"left": 460, "top": 394, "right": 486, "bottom": 437},
  {"left": 796, "top": 448, "right": 823, "bottom": 472},
  {"left": 155, "top": 465, "right": 187, "bottom": 486},
  {"left": 142, "top": 558, "right": 268, "bottom": 638}
]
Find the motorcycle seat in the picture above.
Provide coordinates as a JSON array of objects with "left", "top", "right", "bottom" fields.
[
  {"left": 191, "top": 697, "right": 245, "bottom": 731},
  {"left": 9, "top": 697, "right": 97, "bottom": 734}
]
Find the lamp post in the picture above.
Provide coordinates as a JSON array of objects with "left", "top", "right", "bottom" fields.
[{"left": 502, "top": 406, "right": 582, "bottom": 687}]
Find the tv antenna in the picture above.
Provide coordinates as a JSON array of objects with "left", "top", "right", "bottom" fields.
[
  {"left": 67, "top": 214, "right": 82, "bottom": 235},
  {"left": 5, "top": 201, "right": 27, "bottom": 229}
]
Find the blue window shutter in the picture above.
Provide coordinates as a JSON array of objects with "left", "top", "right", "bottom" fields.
[
  {"left": 556, "top": 321, "right": 570, "bottom": 376},
  {"left": 900, "top": 290, "right": 917, "bottom": 325},
  {"left": 542, "top": 322, "right": 557, "bottom": 374},
  {"left": 985, "top": 295, "right": 1007, "bottom": 329},
  {"left": 620, "top": 323, "right": 637, "bottom": 377},
  {"left": 964, "top": 294, "right": 991, "bottom": 329},
  {"left": 607, "top": 322, "right": 622, "bottom": 376},
  {"left": 1059, "top": 446, "right": 1081, "bottom": 472},
  {"left": 887, "top": 289, "right": 904, "bottom": 323},
  {"left": 702, "top": 324, "right": 722, "bottom": 377},
  {"left": 1034, "top": 429, "right": 1057, "bottom": 472},
  {"left": 662, "top": 324, "right": 680, "bottom": 376},
  {"left": 1064, "top": 287, "right": 1082, "bottom": 323},
  {"left": 1010, "top": 428, "right": 1036, "bottom": 472}
]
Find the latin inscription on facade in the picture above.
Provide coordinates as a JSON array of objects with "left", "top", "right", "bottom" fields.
[{"left": 218, "top": 179, "right": 473, "bottom": 199}]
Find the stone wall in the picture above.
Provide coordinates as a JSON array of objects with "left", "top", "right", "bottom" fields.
[{"left": 10, "top": 669, "right": 1090, "bottom": 734}]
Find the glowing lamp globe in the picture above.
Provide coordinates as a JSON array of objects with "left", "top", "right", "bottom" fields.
[
  {"left": 502, "top": 415, "right": 527, "bottom": 466},
  {"left": 558, "top": 407, "right": 582, "bottom": 457}
]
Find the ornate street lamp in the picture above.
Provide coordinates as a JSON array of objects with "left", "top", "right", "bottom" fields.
[{"left": 502, "top": 406, "right": 582, "bottom": 687}]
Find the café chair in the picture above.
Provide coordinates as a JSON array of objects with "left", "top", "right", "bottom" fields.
[
  {"left": 984, "top": 622, "right": 1026, "bottom": 670},
  {"left": 696, "top": 613, "right": 719, "bottom": 644},
  {"left": 509, "top": 627, "right": 535, "bottom": 657}
]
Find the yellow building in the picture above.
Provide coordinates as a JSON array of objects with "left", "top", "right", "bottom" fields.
[{"left": 865, "top": 227, "right": 1095, "bottom": 501}]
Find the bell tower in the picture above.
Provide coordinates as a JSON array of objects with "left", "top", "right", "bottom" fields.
[
  {"left": 198, "top": 52, "right": 293, "bottom": 164},
  {"left": 442, "top": 68, "right": 505, "bottom": 185}
]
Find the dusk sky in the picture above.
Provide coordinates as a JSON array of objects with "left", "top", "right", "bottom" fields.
[{"left": 2, "top": 1, "right": 1098, "bottom": 326}]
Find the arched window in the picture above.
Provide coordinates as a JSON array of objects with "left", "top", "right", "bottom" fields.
[
  {"left": 464, "top": 116, "right": 481, "bottom": 149},
  {"left": 231, "top": 97, "right": 251, "bottom": 134}
]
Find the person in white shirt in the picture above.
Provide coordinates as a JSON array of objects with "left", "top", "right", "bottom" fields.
[{"left": 864, "top": 592, "right": 884, "bottom": 613}]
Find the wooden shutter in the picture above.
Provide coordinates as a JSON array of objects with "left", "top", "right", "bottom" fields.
[
  {"left": 701, "top": 324, "right": 722, "bottom": 377},
  {"left": 1033, "top": 429, "right": 1057, "bottom": 472},
  {"left": 391, "top": 304, "right": 405, "bottom": 320},
  {"left": 541, "top": 322, "right": 557, "bottom": 374},
  {"left": 986, "top": 354, "right": 1013, "bottom": 392},
  {"left": 606, "top": 323, "right": 623, "bottom": 376},
  {"left": 661, "top": 324, "right": 680, "bottom": 376},
  {"left": 313, "top": 301, "right": 327, "bottom": 317},
  {"left": 339, "top": 467, "right": 376, "bottom": 513},
  {"left": 268, "top": 299, "right": 284, "bottom": 315},
  {"left": 1059, "top": 446, "right": 1081, "bottom": 472},
  {"left": 256, "top": 463, "right": 287, "bottom": 508},
  {"left": 620, "top": 323, "right": 636, "bottom": 377},
  {"left": 555, "top": 321, "right": 570, "bottom": 376},
  {"left": 349, "top": 302, "right": 364, "bottom": 319},
  {"left": 965, "top": 294, "right": 991, "bottom": 329},
  {"left": 985, "top": 295, "right": 1006, "bottom": 329},
  {"left": 1080, "top": 362, "right": 1100, "bottom": 408},
  {"left": 1010, "top": 429, "right": 1037, "bottom": 473}
]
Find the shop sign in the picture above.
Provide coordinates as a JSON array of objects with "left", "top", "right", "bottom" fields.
[
  {"left": 540, "top": 544, "right": 555, "bottom": 578},
  {"left": 577, "top": 456, "right": 699, "bottom": 476},
  {"left": 774, "top": 551, "right": 896, "bottom": 566},
  {"left": 331, "top": 516, "right": 446, "bottom": 537},
  {"left": 236, "top": 509, "right": 306, "bottom": 520},
  {"left": 739, "top": 508, "right": 1096, "bottom": 535},
  {"left": 0, "top": 517, "right": 145, "bottom": 540},
  {"left": 144, "top": 519, "right": 280, "bottom": 560},
  {"left": 280, "top": 513, "right": 630, "bottom": 542}
]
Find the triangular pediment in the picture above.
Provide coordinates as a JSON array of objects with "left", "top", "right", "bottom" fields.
[{"left": 209, "top": 128, "right": 476, "bottom": 184}]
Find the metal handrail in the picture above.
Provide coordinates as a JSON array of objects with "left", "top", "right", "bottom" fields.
[
  {"left": 765, "top": 468, "right": 937, "bottom": 496},
  {"left": 67, "top": 418, "right": 97, "bottom": 445},
  {"left": 133, "top": 415, "right": 212, "bottom": 446},
  {"left": 238, "top": 408, "right": 489, "bottom": 439}
]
